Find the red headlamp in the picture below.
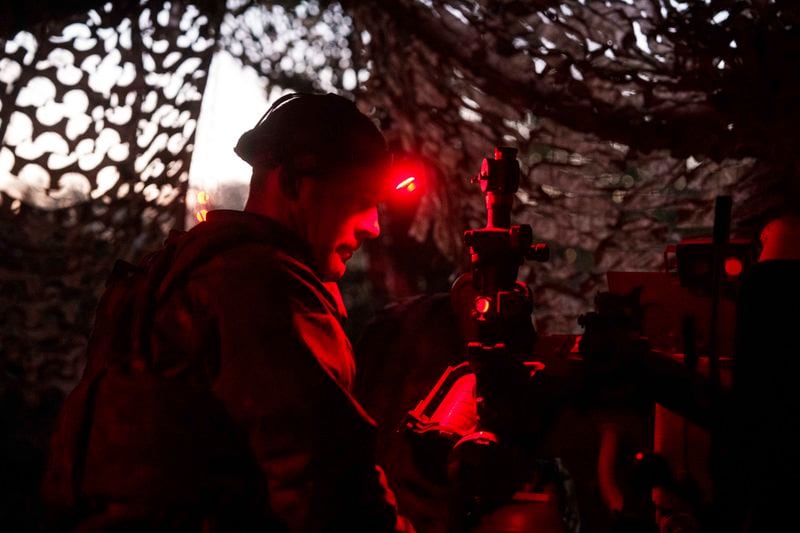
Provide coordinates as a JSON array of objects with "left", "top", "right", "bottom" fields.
[
  {"left": 388, "top": 155, "right": 426, "bottom": 201},
  {"left": 395, "top": 176, "right": 417, "bottom": 193}
]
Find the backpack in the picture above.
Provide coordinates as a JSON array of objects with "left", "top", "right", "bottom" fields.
[{"left": 42, "top": 230, "right": 281, "bottom": 531}]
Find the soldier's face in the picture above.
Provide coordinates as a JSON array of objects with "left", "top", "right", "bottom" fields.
[{"left": 296, "top": 170, "right": 383, "bottom": 281}]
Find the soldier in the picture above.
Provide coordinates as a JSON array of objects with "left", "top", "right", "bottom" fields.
[{"left": 43, "top": 93, "right": 414, "bottom": 532}]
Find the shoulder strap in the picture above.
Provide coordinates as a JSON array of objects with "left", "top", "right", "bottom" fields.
[{"left": 110, "top": 227, "right": 265, "bottom": 370}]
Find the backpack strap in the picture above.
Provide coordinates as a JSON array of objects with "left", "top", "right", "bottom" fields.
[{"left": 128, "top": 234, "right": 182, "bottom": 371}]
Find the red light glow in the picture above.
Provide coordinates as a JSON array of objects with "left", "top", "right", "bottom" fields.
[
  {"left": 389, "top": 155, "right": 426, "bottom": 202},
  {"left": 474, "top": 297, "right": 492, "bottom": 314},
  {"left": 724, "top": 257, "right": 743, "bottom": 277}
]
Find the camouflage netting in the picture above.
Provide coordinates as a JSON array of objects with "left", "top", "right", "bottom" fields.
[
  {"left": 0, "top": 1, "right": 219, "bottom": 410},
  {"left": 1, "top": 0, "right": 799, "bottom": 439},
  {"left": 344, "top": 0, "right": 799, "bottom": 331},
  {"left": 215, "top": 0, "right": 799, "bottom": 332}
]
